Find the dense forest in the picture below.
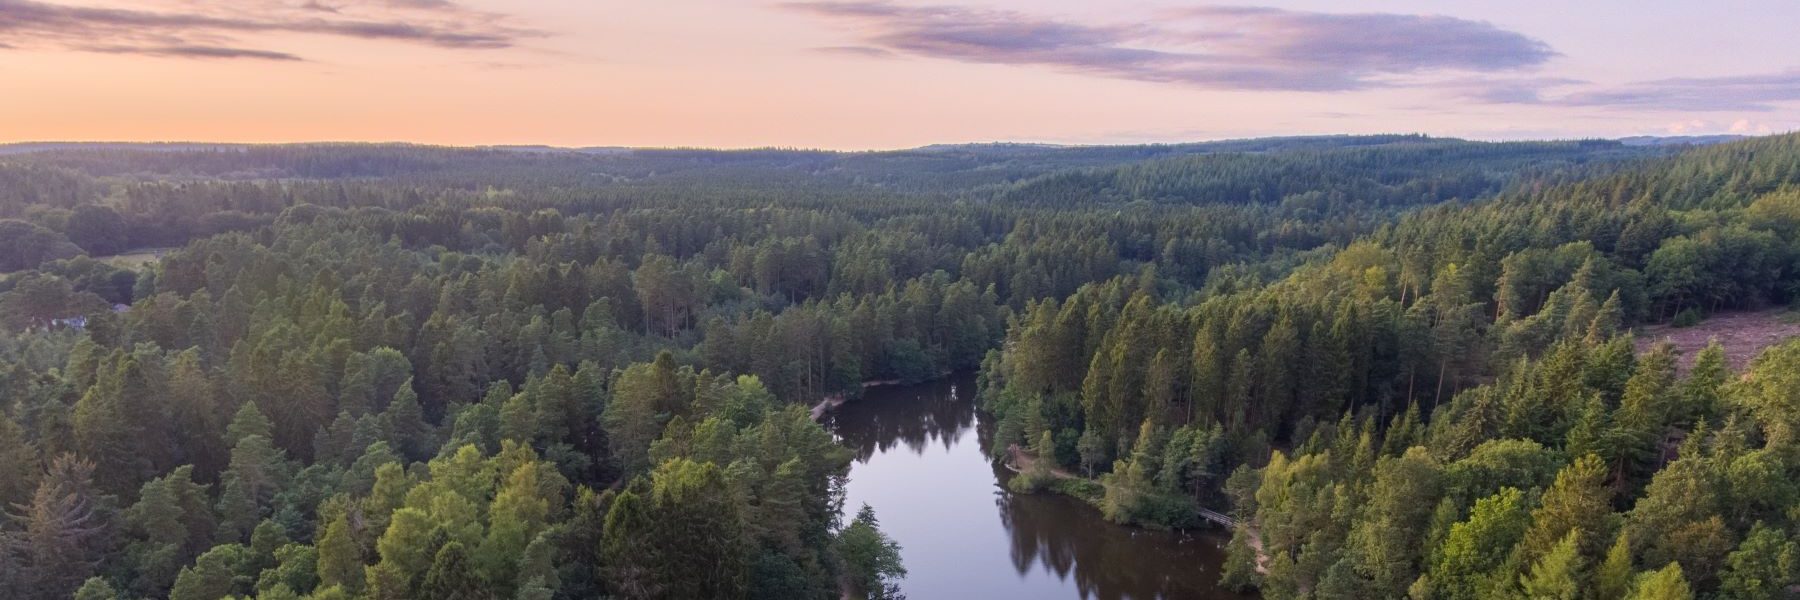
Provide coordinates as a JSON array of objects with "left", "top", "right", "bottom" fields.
[
  {"left": 983, "top": 135, "right": 1800, "bottom": 599},
  {"left": 0, "top": 134, "right": 1795, "bottom": 600}
]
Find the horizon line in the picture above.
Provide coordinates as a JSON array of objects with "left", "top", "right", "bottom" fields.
[{"left": 0, "top": 131, "right": 1765, "bottom": 155}]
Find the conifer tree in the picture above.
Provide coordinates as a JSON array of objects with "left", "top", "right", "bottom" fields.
[
  {"left": 216, "top": 427, "right": 291, "bottom": 543},
  {"left": 500, "top": 391, "right": 536, "bottom": 445},
  {"left": 168, "top": 544, "right": 247, "bottom": 600},
  {"left": 1520, "top": 454, "right": 1613, "bottom": 565},
  {"left": 315, "top": 509, "right": 363, "bottom": 593},
  {"left": 225, "top": 402, "right": 275, "bottom": 448},
  {"left": 257, "top": 542, "right": 319, "bottom": 595},
  {"left": 71, "top": 577, "right": 118, "bottom": 600},
  {"left": 1219, "top": 525, "right": 1262, "bottom": 592},
  {"left": 1347, "top": 447, "right": 1444, "bottom": 597},
  {"left": 478, "top": 463, "right": 550, "bottom": 594},
  {"left": 385, "top": 379, "right": 428, "bottom": 461},
  {"left": 604, "top": 362, "right": 668, "bottom": 475},
  {"left": 835, "top": 504, "right": 906, "bottom": 600},
  {"left": 600, "top": 489, "right": 657, "bottom": 600},
  {"left": 1596, "top": 532, "right": 1636, "bottom": 600},
  {"left": 0, "top": 413, "right": 39, "bottom": 508},
  {"left": 9, "top": 455, "right": 107, "bottom": 600},
  {"left": 1678, "top": 341, "right": 1726, "bottom": 423},
  {"left": 421, "top": 541, "right": 482, "bottom": 600},
  {"left": 1430, "top": 487, "right": 1529, "bottom": 600},
  {"left": 125, "top": 465, "right": 214, "bottom": 594},
  {"left": 1627, "top": 563, "right": 1693, "bottom": 600},
  {"left": 362, "top": 462, "right": 408, "bottom": 540},
  {"left": 372, "top": 507, "right": 435, "bottom": 590},
  {"left": 167, "top": 350, "right": 227, "bottom": 478},
  {"left": 1518, "top": 530, "right": 1583, "bottom": 600},
  {"left": 71, "top": 357, "right": 143, "bottom": 493}
]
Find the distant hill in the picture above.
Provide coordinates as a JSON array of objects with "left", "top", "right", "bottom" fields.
[
  {"left": 483, "top": 145, "right": 635, "bottom": 155},
  {"left": 0, "top": 142, "right": 255, "bottom": 155},
  {"left": 992, "top": 137, "right": 1650, "bottom": 206},
  {"left": 1616, "top": 134, "right": 1746, "bottom": 147},
  {"left": 0, "top": 134, "right": 1707, "bottom": 199}
]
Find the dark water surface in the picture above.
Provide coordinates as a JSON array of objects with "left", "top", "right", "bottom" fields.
[{"left": 823, "top": 373, "right": 1251, "bottom": 600}]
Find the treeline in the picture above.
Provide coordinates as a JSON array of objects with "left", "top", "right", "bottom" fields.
[
  {"left": 994, "top": 138, "right": 1643, "bottom": 206},
  {"left": 0, "top": 136, "right": 1660, "bottom": 270},
  {"left": 981, "top": 133, "right": 1800, "bottom": 598},
  {"left": 8, "top": 135, "right": 1628, "bottom": 193}
]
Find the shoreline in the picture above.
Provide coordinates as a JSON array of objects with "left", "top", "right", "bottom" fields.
[
  {"left": 1003, "top": 444, "right": 1269, "bottom": 575},
  {"left": 808, "top": 379, "right": 906, "bottom": 421}
]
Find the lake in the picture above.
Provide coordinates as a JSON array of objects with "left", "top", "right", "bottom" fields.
[{"left": 822, "top": 373, "right": 1252, "bottom": 600}]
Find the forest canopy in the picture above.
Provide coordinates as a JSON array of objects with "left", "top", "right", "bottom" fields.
[{"left": 0, "top": 134, "right": 1796, "bottom": 600}]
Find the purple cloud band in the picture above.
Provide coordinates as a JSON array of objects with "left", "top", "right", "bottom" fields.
[
  {"left": 0, "top": 0, "right": 536, "bottom": 60},
  {"left": 784, "top": 1, "right": 1556, "bottom": 92},
  {"left": 788, "top": 1, "right": 1800, "bottom": 113}
]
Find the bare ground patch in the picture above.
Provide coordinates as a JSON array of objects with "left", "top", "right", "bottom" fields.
[{"left": 1634, "top": 308, "right": 1800, "bottom": 372}]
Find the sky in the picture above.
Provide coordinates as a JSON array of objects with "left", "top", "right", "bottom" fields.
[{"left": 1, "top": 0, "right": 1797, "bottom": 149}]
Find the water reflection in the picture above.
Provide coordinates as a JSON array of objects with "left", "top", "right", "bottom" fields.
[
  {"left": 830, "top": 376, "right": 977, "bottom": 462},
  {"left": 824, "top": 373, "right": 1252, "bottom": 600}
]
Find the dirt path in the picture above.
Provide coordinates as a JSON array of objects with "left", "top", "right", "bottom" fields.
[
  {"left": 1246, "top": 522, "right": 1270, "bottom": 575},
  {"left": 1005, "top": 444, "right": 1075, "bottom": 478},
  {"left": 1635, "top": 308, "right": 1800, "bottom": 372}
]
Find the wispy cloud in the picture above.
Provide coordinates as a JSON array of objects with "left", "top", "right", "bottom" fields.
[
  {"left": 781, "top": 1, "right": 1555, "bottom": 92},
  {"left": 1439, "top": 76, "right": 1586, "bottom": 104},
  {"left": 0, "top": 0, "right": 540, "bottom": 60},
  {"left": 1167, "top": 6, "right": 1555, "bottom": 73},
  {"left": 84, "top": 44, "right": 303, "bottom": 61},
  {"left": 1555, "top": 71, "right": 1800, "bottom": 111},
  {"left": 811, "top": 45, "right": 895, "bottom": 58},
  {"left": 1454, "top": 69, "right": 1800, "bottom": 112}
]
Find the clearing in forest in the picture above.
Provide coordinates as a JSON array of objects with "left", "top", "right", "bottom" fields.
[
  {"left": 1634, "top": 308, "right": 1800, "bottom": 372},
  {"left": 95, "top": 247, "right": 175, "bottom": 268}
]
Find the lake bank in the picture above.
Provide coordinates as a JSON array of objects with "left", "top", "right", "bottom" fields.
[{"left": 821, "top": 373, "right": 1253, "bottom": 599}]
